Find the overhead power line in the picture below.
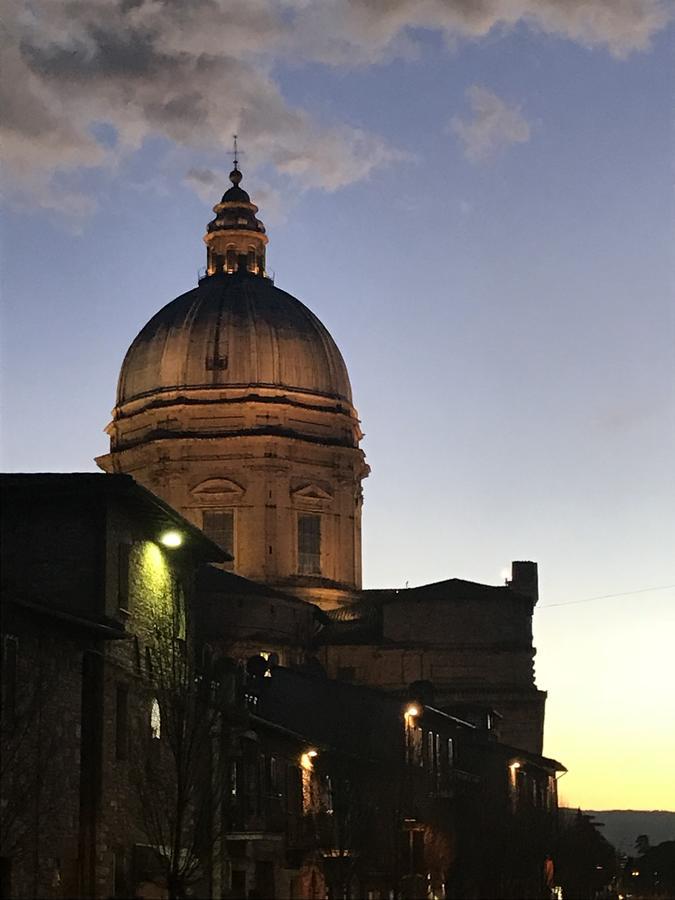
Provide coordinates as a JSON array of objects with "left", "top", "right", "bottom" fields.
[{"left": 539, "top": 584, "right": 675, "bottom": 609}]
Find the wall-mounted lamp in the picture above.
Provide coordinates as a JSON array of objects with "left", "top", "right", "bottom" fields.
[
  {"left": 159, "top": 530, "right": 183, "bottom": 548},
  {"left": 301, "top": 749, "right": 317, "bottom": 769}
]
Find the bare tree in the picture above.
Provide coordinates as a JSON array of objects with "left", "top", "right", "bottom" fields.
[
  {"left": 0, "top": 630, "right": 65, "bottom": 896},
  {"left": 131, "top": 591, "right": 228, "bottom": 899}
]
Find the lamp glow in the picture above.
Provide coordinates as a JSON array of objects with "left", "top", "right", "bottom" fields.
[
  {"left": 509, "top": 761, "right": 521, "bottom": 770},
  {"left": 159, "top": 530, "right": 183, "bottom": 548},
  {"left": 404, "top": 704, "right": 420, "bottom": 718},
  {"left": 307, "top": 749, "right": 318, "bottom": 758}
]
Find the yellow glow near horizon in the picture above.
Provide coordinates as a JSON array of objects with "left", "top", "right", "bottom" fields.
[{"left": 537, "top": 597, "right": 675, "bottom": 811}]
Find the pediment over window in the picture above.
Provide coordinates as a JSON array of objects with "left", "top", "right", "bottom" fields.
[
  {"left": 191, "top": 478, "right": 245, "bottom": 499},
  {"left": 291, "top": 483, "right": 333, "bottom": 505}
]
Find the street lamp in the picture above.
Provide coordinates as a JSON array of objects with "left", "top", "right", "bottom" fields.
[{"left": 159, "top": 530, "right": 183, "bottom": 548}]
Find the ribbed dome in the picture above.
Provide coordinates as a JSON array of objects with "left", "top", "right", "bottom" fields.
[{"left": 117, "top": 271, "right": 353, "bottom": 406}]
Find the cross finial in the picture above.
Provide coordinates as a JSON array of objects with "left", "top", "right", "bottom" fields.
[{"left": 233, "top": 134, "right": 239, "bottom": 171}]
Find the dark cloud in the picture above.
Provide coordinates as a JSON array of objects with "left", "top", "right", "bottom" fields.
[{"left": 3, "top": 0, "right": 670, "bottom": 214}]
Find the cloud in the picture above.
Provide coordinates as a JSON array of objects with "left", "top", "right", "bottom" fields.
[
  {"left": 2, "top": 0, "right": 670, "bottom": 216},
  {"left": 3, "top": 0, "right": 400, "bottom": 214},
  {"left": 184, "top": 168, "right": 229, "bottom": 204},
  {"left": 451, "top": 86, "right": 531, "bottom": 163},
  {"left": 298, "top": 0, "right": 672, "bottom": 63}
]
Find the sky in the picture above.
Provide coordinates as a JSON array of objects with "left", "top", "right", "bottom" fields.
[{"left": 1, "top": 0, "right": 674, "bottom": 811}]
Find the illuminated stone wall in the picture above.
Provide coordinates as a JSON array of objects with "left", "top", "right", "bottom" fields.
[
  {"left": 96, "top": 500, "right": 196, "bottom": 897},
  {"left": 99, "top": 415, "right": 367, "bottom": 609}
]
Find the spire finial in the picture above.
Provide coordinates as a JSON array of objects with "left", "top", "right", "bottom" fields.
[{"left": 229, "top": 134, "right": 243, "bottom": 186}]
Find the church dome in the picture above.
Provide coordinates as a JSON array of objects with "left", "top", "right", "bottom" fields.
[
  {"left": 117, "top": 161, "right": 353, "bottom": 408},
  {"left": 117, "top": 271, "right": 353, "bottom": 405},
  {"left": 99, "top": 154, "right": 368, "bottom": 599}
]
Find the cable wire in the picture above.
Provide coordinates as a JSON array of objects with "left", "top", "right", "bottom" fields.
[{"left": 539, "top": 584, "right": 675, "bottom": 609}]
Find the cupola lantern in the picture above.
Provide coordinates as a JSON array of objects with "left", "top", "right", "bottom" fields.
[{"left": 203, "top": 161, "right": 268, "bottom": 278}]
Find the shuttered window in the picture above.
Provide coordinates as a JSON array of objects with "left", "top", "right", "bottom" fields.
[
  {"left": 117, "top": 543, "right": 131, "bottom": 611},
  {"left": 202, "top": 510, "right": 234, "bottom": 560},
  {"left": 297, "top": 514, "right": 321, "bottom": 575}
]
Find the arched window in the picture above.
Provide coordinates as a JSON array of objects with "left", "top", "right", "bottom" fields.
[{"left": 150, "top": 698, "right": 161, "bottom": 740}]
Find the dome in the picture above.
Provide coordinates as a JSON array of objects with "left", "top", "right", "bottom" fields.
[{"left": 117, "top": 270, "right": 353, "bottom": 406}]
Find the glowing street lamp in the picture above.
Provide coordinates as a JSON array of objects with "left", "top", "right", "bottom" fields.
[
  {"left": 301, "top": 749, "right": 318, "bottom": 769},
  {"left": 404, "top": 704, "right": 420, "bottom": 719},
  {"left": 159, "top": 530, "right": 183, "bottom": 548},
  {"left": 508, "top": 760, "right": 521, "bottom": 789}
]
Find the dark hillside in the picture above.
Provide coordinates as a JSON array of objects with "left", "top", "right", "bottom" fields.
[{"left": 574, "top": 810, "right": 675, "bottom": 851}]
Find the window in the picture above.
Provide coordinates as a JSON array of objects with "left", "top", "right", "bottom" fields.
[
  {"left": 427, "top": 731, "right": 435, "bottom": 772},
  {"left": 133, "top": 637, "right": 142, "bottom": 675},
  {"left": 337, "top": 666, "right": 355, "bottom": 682},
  {"left": 150, "top": 698, "right": 161, "bottom": 740},
  {"left": 145, "top": 646, "right": 154, "bottom": 678},
  {"left": 269, "top": 756, "right": 279, "bottom": 796},
  {"left": 113, "top": 848, "right": 128, "bottom": 899},
  {"left": 298, "top": 514, "right": 321, "bottom": 575},
  {"left": 171, "top": 577, "right": 186, "bottom": 640},
  {"left": 115, "top": 685, "right": 128, "bottom": 760},
  {"left": 1, "top": 636, "right": 18, "bottom": 727},
  {"left": 406, "top": 725, "right": 423, "bottom": 767},
  {"left": 117, "top": 543, "right": 131, "bottom": 611},
  {"left": 202, "top": 510, "right": 234, "bottom": 561},
  {"left": 321, "top": 775, "right": 334, "bottom": 814}
]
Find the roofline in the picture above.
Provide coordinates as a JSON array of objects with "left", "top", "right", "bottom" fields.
[
  {"left": 0, "top": 472, "right": 230, "bottom": 563},
  {"left": 494, "top": 741, "right": 567, "bottom": 773},
  {"left": 3, "top": 594, "right": 128, "bottom": 639}
]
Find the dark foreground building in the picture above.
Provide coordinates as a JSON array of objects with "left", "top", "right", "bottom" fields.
[{"left": 1, "top": 473, "right": 564, "bottom": 899}]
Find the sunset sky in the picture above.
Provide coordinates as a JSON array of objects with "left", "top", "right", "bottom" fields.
[{"left": 2, "top": 0, "right": 674, "bottom": 810}]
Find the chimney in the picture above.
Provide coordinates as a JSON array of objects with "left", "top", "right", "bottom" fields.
[{"left": 508, "top": 561, "right": 538, "bottom": 604}]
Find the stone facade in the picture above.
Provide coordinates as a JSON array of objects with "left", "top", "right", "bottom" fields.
[
  {"left": 0, "top": 606, "right": 89, "bottom": 898},
  {"left": 0, "top": 474, "right": 226, "bottom": 898},
  {"left": 318, "top": 567, "right": 547, "bottom": 753}
]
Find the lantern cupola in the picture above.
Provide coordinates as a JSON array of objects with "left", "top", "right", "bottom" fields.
[{"left": 204, "top": 162, "right": 268, "bottom": 277}]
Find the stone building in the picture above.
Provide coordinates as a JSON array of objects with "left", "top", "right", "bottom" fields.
[
  {"left": 0, "top": 473, "right": 227, "bottom": 897},
  {"left": 97, "top": 164, "right": 548, "bottom": 755}
]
